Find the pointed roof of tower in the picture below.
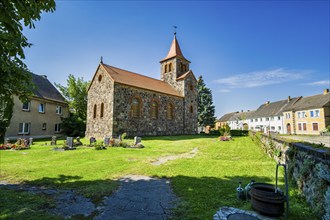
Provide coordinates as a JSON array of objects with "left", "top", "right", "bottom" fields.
[{"left": 160, "top": 34, "right": 190, "bottom": 63}]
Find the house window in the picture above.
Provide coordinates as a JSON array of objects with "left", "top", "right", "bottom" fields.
[
  {"left": 312, "top": 123, "right": 318, "bottom": 131},
  {"left": 55, "top": 123, "right": 62, "bottom": 133},
  {"left": 168, "top": 63, "right": 172, "bottom": 72},
  {"left": 167, "top": 103, "right": 174, "bottom": 120},
  {"left": 297, "top": 112, "right": 301, "bottom": 118},
  {"left": 315, "top": 110, "right": 320, "bottom": 117},
  {"left": 100, "top": 103, "right": 104, "bottom": 118},
  {"left": 56, "top": 106, "right": 62, "bottom": 115},
  {"left": 98, "top": 75, "right": 102, "bottom": 82},
  {"left": 298, "top": 123, "right": 302, "bottom": 131},
  {"left": 18, "top": 123, "right": 30, "bottom": 134},
  {"left": 310, "top": 111, "right": 314, "bottom": 117},
  {"left": 302, "top": 112, "right": 306, "bottom": 118},
  {"left": 22, "top": 102, "right": 30, "bottom": 111},
  {"left": 278, "top": 126, "right": 281, "bottom": 131},
  {"left": 93, "top": 104, "right": 97, "bottom": 119},
  {"left": 303, "top": 123, "right": 307, "bottom": 131},
  {"left": 250, "top": 119, "right": 253, "bottom": 122},
  {"left": 266, "top": 118, "right": 269, "bottom": 121},
  {"left": 255, "top": 119, "right": 258, "bottom": 122},
  {"left": 131, "top": 98, "right": 141, "bottom": 118},
  {"left": 278, "top": 116, "right": 281, "bottom": 120},
  {"left": 42, "top": 123, "right": 47, "bottom": 130},
  {"left": 151, "top": 101, "right": 158, "bottom": 119},
  {"left": 38, "top": 103, "right": 45, "bottom": 113},
  {"left": 260, "top": 118, "right": 263, "bottom": 122},
  {"left": 286, "top": 113, "right": 290, "bottom": 119},
  {"left": 271, "top": 126, "right": 275, "bottom": 131},
  {"left": 271, "top": 117, "right": 274, "bottom": 121}
]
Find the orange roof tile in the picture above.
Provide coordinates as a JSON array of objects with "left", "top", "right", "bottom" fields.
[
  {"left": 101, "top": 64, "right": 183, "bottom": 97},
  {"left": 160, "top": 35, "right": 189, "bottom": 62},
  {"left": 176, "top": 70, "right": 197, "bottom": 81}
]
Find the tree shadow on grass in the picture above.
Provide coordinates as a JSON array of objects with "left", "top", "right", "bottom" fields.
[{"left": 0, "top": 174, "right": 314, "bottom": 220}]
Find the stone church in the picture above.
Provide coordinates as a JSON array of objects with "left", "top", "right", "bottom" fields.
[{"left": 85, "top": 34, "right": 198, "bottom": 138}]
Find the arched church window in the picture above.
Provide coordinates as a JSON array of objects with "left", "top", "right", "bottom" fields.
[
  {"left": 190, "top": 105, "right": 193, "bottom": 114},
  {"left": 100, "top": 103, "right": 104, "bottom": 118},
  {"left": 168, "top": 63, "right": 172, "bottom": 72},
  {"left": 189, "top": 84, "right": 194, "bottom": 91},
  {"left": 167, "top": 103, "right": 174, "bottom": 120},
  {"left": 151, "top": 101, "right": 159, "bottom": 119},
  {"left": 165, "top": 64, "right": 167, "bottom": 73},
  {"left": 98, "top": 75, "right": 102, "bottom": 82},
  {"left": 93, "top": 104, "right": 97, "bottom": 119},
  {"left": 183, "top": 64, "right": 187, "bottom": 72},
  {"left": 131, "top": 97, "right": 141, "bottom": 118},
  {"left": 180, "top": 63, "right": 183, "bottom": 72}
]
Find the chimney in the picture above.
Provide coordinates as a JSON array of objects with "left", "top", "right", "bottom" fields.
[
  {"left": 41, "top": 75, "right": 47, "bottom": 79},
  {"left": 324, "top": 89, "right": 329, "bottom": 95},
  {"left": 287, "top": 96, "right": 291, "bottom": 102},
  {"left": 265, "top": 101, "right": 270, "bottom": 105},
  {"left": 241, "top": 109, "right": 243, "bottom": 112}
]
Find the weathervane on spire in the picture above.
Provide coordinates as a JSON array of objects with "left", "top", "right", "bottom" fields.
[{"left": 173, "top": 25, "right": 177, "bottom": 36}]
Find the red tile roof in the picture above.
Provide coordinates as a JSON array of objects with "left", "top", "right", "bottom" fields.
[
  {"left": 176, "top": 70, "right": 197, "bottom": 81},
  {"left": 160, "top": 35, "right": 189, "bottom": 63},
  {"left": 101, "top": 64, "right": 183, "bottom": 97}
]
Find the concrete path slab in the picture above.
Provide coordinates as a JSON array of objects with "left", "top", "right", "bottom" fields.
[{"left": 95, "top": 175, "right": 178, "bottom": 220}]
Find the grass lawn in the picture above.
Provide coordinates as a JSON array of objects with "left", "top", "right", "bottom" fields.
[{"left": 0, "top": 135, "right": 315, "bottom": 219}]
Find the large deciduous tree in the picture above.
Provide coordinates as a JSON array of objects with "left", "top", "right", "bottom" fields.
[
  {"left": 197, "top": 76, "right": 216, "bottom": 128},
  {"left": 55, "top": 75, "right": 89, "bottom": 137},
  {"left": 0, "top": 0, "right": 56, "bottom": 142}
]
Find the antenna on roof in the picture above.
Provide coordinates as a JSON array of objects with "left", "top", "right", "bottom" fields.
[
  {"left": 100, "top": 56, "right": 103, "bottom": 64},
  {"left": 173, "top": 25, "right": 177, "bottom": 36}
]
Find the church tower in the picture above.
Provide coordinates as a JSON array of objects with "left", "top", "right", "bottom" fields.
[
  {"left": 160, "top": 33, "right": 191, "bottom": 92},
  {"left": 160, "top": 34, "right": 198, "bottom": 134}
]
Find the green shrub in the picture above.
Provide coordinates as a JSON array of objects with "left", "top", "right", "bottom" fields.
[
  {"left": 230, "top": 130, "right": 249, "bottom": 136},
  {"left": 209, "top": 130, "right": 219, "bottom": 136}
]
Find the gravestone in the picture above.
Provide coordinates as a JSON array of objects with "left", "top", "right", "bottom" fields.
[
  {"left": 90, "top": 137, "right": 96, "bottom": 145},
  {"left": 51, "top": 136, "right": 57, "bottom": 145},
  {"left": 104, "top": 137, "right": 110, "bottom": 146},
  {"left": 134, "top": 136, "right": 141, "bottom": 145},
  {"left": 66, "top": 137, "right": 74, "bottom": 148},
  {"left": 29, "top": 138, "right": 33, "bottom": 146}
]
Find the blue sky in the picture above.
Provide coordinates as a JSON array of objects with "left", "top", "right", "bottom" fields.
[{"left": 23, "top": 1, "right": 330, "bottom": 117}]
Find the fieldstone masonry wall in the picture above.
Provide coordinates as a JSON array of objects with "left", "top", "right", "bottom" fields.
[
  {"left": 113, "top": 84, "right": 185, "bottom": 137},
  {"left": 86, "top": 67, "right": 114, "bottom": 139},
  {"left": 250, "top": 131, "right": 330, "bottom": 218}
]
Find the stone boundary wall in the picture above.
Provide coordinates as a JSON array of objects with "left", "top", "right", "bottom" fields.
[{"left": 249, "top": 131, "right": 330, "bottom": 219}]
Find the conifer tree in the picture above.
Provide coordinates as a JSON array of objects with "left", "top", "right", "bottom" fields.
[{"left": 197, "top": 76, "right": 216, "bottom": 128}]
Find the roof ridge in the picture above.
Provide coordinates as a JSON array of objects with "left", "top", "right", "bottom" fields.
[{"left": 103, "top": 63, "right": 168, "bottom": 84}]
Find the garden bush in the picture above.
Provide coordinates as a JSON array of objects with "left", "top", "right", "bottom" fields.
[{"left": 230, "top": 129, "right": 249, "bottom": 136}]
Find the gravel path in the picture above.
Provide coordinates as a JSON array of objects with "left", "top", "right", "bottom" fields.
[
  {"left": 0, "top": 175, "right": 178, "bottom": 219},
  {"left": 151, "top": 147, "right": 198, "bottom": 165}
]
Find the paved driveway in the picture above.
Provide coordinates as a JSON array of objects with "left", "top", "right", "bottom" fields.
[{"left": 281, "top": 135, "right": 330, "bottom": 148}]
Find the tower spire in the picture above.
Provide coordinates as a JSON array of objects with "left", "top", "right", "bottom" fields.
[{"left": 160, "top": 33, "right": 189, "bottom": 63}]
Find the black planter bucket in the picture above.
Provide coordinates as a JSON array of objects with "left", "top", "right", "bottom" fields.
[
  {"left": 249, "top": 183, "right": 286, "bottom": 216},
  {"left": 249, "top": 164, "right": 289, "bottom": 218}
]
